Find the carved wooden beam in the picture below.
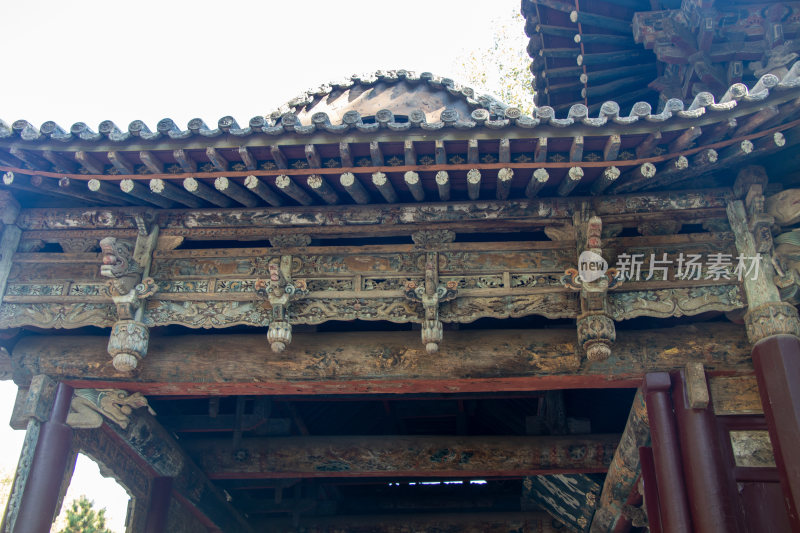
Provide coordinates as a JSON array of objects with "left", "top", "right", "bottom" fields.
[
  {"left": 105, "top": 410, "right": 254, "bottom": 532},
  {"left": 185, "top": 434, "right": 619, "bottom": 479},
  {"left": 12, "top": 324, "right": 752, "bottom": 395},
  {"left": 590, "top": 389, "right": 649, "bottom": 532}
]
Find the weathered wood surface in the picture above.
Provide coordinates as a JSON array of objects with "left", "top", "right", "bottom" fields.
[
  {"left": 12, "top": 325, "right": 752, "bottom": 395},
  {"left": 15, "top": 190, "right": 733, "bottom": 232},
  {"left": 591, "top": 389, "right": 649, "bottom": 533},
  {"left": 260, "top": 512, "right": 559, "bottom": 533},
  {"left": 710, "top": 375, "right": 763, "bottom": 415},
  {"left": 186, "top": 434, "right": 618, "bottom": 479},
  {"left": 101, "top": 410, "right": 253, "bottom": 532}
]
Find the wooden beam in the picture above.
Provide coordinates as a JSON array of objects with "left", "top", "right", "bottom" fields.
[
  {"left": 372, "top": 171, "right": 397, "bottom": 203},
  {"left": 603, "top": 135, "right": 621, "bottom": 162},
  {"left": 214, "top": 177, "right": 260, "bottom": 207},
  {"left": 182, "top": 177, "right": 234, "bottom": 207},
  {"left": 339, "top": 172, "right": 370, "bottom": 204},
  {"left": 304, "top": 144, "right": 321, "bottom": 169},
  {"left": 403, "top": 140, "right": 416, "bottom": 166},
  {"left": 185, "top": 434, "right": 619, "bottom": 479},
  {"left": 534, "top": 138, "right": 548, "bottom": 163},
  {"left": 275, "top": 175, "right": 313, "bottom": 205},
  {"left": 435, "top": 140, "right": 447, "bottom": 165},
  {"left": 238, "top": 147, "right": 257, "bottom": 171},
  {"left": 467, "top": 139, "right": 479, "bottom": 164},
  {"left": 591, "top": 166, "right": 620, "bottom": 195},
  {"left": 498, "top": 138, "right": 510, "bottom": 164},
  {"left": 370, "top": 141, "right": 383, "bottom": 166},
  {"left": 557, "top": 167, "right": 583, "bottom": 196},
  {"left": 120, "top": 179, "right": 173, "bottom": 208},
  {"left": 306, "top": 175, "right": 339, "bottom": 205},
  {"left": 262, "top": 512, "right": 559, "bottom": 533},
  {"left": 435, "top": 170, "right": 450, "bottom": 201},
  {"left": 172, "top": 149, "right": 196, "bottom": 173},
  {"left": 106, "top": 411, "right": 253, "bottom": 532},
  {"left": 107, "top": 151, "right": 135, "bottom": 175},
  {"left": 404, "top": 171, "right": 425, "bottom": 201},
  {"left": 138, "top": 151, "right": 163, "bottom": 174},
  {"left": 467, "top": 168, "right": 481, "bottom": 200},
  {"left": 149, "top": 179, "right": 205, "bottom": 208},
  {"left": 496, "top": 168, "right": 513, "bottom": 200},
  {"left": 13, "top": 324, "right": 752, "bottom": 396},
  {"left": 87, "top": 179, "right": 134, "bottom": 205},
  {"left": 269, "top": 146, "right": 287, "bottom": 170},
  {"left": 41, "top": 150, "right": 78, "bottom": 173},
  {"left": 244, "top": 175, "right": 284, "bottom": 207},
  {"left": 525, "top": 168, "right": 549, "bottom": 198},
  {"left": 205, "top": 147, "right": 228, "bottom": 172},
  {"left": 338, "top": 142, "right": 352, "bottom": 168},
  {"left": 591, "top": 390, "right": 649, "bottom": 532},
  {"left": 74, "top": 151, "right": 105, "bottom": 175},
  {"left": 570, "top": 136, "right": 584, "bottom": 162}
]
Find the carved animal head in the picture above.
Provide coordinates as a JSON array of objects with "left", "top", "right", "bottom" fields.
[{"left": 99, "top": 237, "right": 136, "bottom": 278}]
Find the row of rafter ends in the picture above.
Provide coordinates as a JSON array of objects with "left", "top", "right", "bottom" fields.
[
  {"left": 3, "top": 65, "right": 800, "bottom": 143},
  {"left": 0, "top": 130, "right": 786, "bottom": 208}
]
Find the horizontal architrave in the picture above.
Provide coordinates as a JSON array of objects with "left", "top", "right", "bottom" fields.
[
  {"left": 12, "top": 324, "right": 752, "bottom": 396},
  {"left": 185, "top": 434, "right": 620, "bottom": 479}
]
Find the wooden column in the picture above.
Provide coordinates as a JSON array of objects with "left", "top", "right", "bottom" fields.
[
  {"left": 643, "top": 373, "right": 692, "bottom": 533},
  {"left": 672, "top": 368, "right": 741, "bottom": 533},
  {"left": 752, "top": 335, "right": 800, "bottom": 529},
  {"left": 13, "top": 382, "right": 74, "bottom": 533},
  {"left": 144, "top": 477, "right": 172, "bottom": 533},
  {"left": 0, "top": 191, "right": 21, "bottom": 303}
]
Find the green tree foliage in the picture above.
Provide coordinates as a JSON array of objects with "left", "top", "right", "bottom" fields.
[
  {"left": 452, "top": 9, "right": 535, "bottom": 114},
  {"left": 58, "top": 495, "right": 112, "bottom": 533}
]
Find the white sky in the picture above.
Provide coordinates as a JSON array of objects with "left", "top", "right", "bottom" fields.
[{"left": 0, "top": 1, "right": 522, "bottom": 531}]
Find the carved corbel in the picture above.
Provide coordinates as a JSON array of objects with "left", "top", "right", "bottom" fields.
[
  {"left": 100, "top": 225, "right": 159, "bottom": 372},
  {"left": 735, "top": 166, "right": 774, "bottom": 254},
  {"left": 66, "top": 388, "right": 155, "bottom": 430},
  {"left": 403, "top": 252, "right": 458, "bottom": 353},
  {"left": 562, "top": 216, "right": 622, "bottom": 361},
  {"left": 255, "top": 256, "right": 308, "bottom": 352}
]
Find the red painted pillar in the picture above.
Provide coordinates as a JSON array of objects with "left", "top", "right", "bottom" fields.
[
  {"left": 672, "top": 370, "right": 742, "bottom": 533},
  {"left": 14, "top": 382, "right": 74, "bottom": 533},
  {"left": 752, "top": 334, "right": 800, "bottom": 529},
  {"left": 144, "top": 477, "right": 173, "bottom": 533},
  {"left": 643, "top": 372, "right": 692, "bottom": 533}
]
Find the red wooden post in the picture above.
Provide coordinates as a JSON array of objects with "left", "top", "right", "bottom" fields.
[
  {"left": 752, "top": 334, "right": 800, "bottom": 529},
  {"left": 671, "top": 370, "right": 742, "bottom": 533},
  {"left": 144, "top": 477, "right": 173, "bottom": 533},
  {"left": 643, "top": 372, "right": 692, "bottom": 533},
  {"left": 14, "top": 383, "right": 74, "bottom": 533},
  {"left": 639, "top": 447, "right": 662, "bottom": 533}
]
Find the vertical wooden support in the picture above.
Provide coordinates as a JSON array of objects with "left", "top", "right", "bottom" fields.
[
  {"left": 639, "top": 446, "right": 663, "bottom": 533},
  {"left": 13, "top": 383, "right": 74, "bottom": 533},
  {"left": 144, "top": 477, "right": 172, "bottom": 533},
  {"left": 752, "top": 335, "right": 800, "bottom": 529},
  {"left": 672, "top": 369, "right": 742, "bottom": 533},
  {"left": 643, "top": 372, "right": 692, "bottom": 533}
]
